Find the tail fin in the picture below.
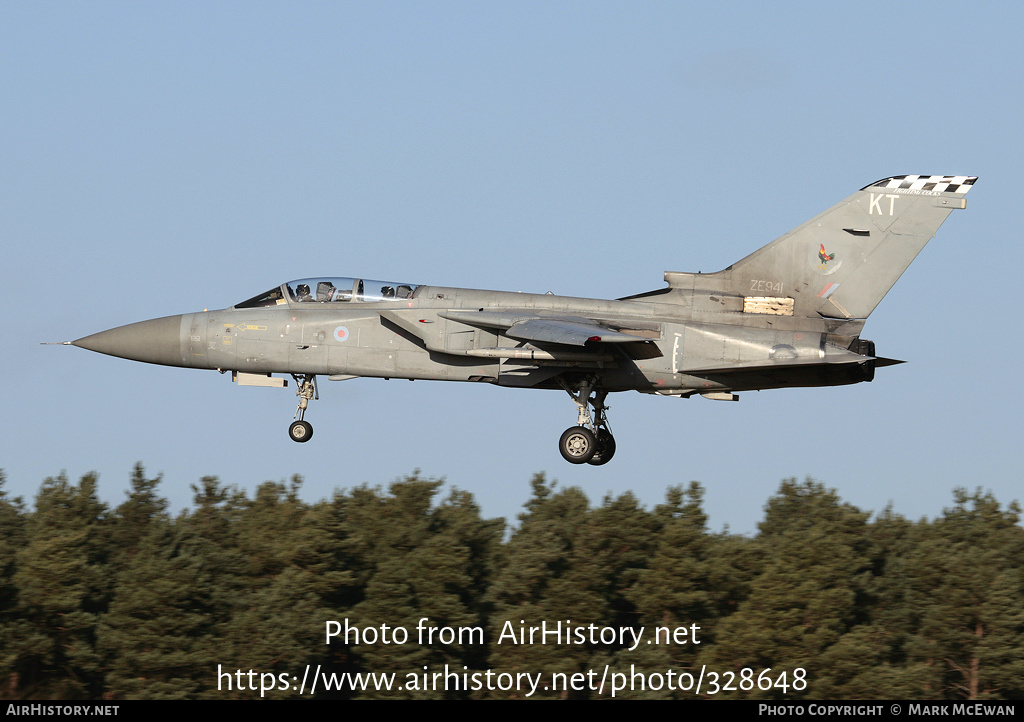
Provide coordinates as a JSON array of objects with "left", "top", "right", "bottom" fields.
[{"left": 666, "top": 175, "right": 976, "bottom": 319}]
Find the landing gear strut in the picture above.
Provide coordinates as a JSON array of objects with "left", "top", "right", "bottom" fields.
[
  {"left": 288, "top": 374, "right": 318, "bottom": 443},
  {"left": 557, "top": 377, "right": 616, "bottom": 465}
]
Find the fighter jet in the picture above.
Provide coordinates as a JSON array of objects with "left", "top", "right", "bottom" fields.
[{"left": 66, "top": 175, "right": 975, "bottom": 464}]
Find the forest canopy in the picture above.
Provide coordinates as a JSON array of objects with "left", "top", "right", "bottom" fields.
[{"left": 0, "top": 465, "right": 1020, "bottom": 700}]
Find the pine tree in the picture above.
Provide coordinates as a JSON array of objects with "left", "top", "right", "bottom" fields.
[
  {"left": 221, "top": 477, "right": 347, "bottom": 698},
  {"left": 900, "top": 489, "right": 1024, "bottom": 699},
  {"left": 10, "top": 473, "right": 111, "bottom": 698},
  {"left": 99, "top": 475, "right": 249, "bottom": 698},
  {"left": 326, "top": 475, "right": 501, "bottom": 699},
  {"left": 0, "top": 471, "right": 28, "bottom": 697},
  {"left": 700, "top": 478, "right": 872, "bottom": 699},
  {"left": 108, "top": 463, "right": 168, "bottom": 567},
  {"left": 814, "top": 506, "right": 929, "bottom": 698},
  {"left": 99, "top": 519, "right": 222, "bottom": 699},
  {"left": 618, "top": 482, "right": 737, "bottom": 698},
  {"left": 487, "top": 475, "right": 609, "bottom": 699}
]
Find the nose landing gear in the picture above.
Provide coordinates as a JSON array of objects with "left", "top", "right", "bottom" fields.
[
  {"left": 557, "top": 377, "right": 616, "bottom": 465},
  {"left": 288, "top": 374, "right": 318, "bottom": 443}
]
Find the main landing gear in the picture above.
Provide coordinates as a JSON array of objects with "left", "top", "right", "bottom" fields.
[
  {"left": 288, "top": 374, "right": 318, "bottom": 443},
  {"left": 557, "top": 377, "right": 616, "bottom": 465}
]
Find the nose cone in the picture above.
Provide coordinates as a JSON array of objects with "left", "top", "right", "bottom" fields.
[{"left": 73, "top": 314, "right": 189, "bottom": 367}]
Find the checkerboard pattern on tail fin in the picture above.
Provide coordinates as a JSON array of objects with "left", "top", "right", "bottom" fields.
[{"left": 863, "top": 175, "right": 976, "bottom": 195}]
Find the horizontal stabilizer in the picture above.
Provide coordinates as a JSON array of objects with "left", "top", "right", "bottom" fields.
[{"left": 873, "top": 356, "right": 904, "bottom": 367}]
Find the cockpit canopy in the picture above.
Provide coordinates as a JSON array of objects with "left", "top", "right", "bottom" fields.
[{"left": 235, "top": 277, "right": 420, "bottom": 309}]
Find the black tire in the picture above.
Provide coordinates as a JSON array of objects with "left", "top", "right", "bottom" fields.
[
  {"left": 289, "top": 420, "right": 313, "bottom": 443},
  {"left": 587, "top": 430, "right": 616, "bottom": 465},
  {"left": 559, "top": 426, "right": 597, "bottom": 464}
]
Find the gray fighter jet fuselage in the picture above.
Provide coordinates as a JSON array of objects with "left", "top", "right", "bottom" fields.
[{"left": 69, "top": 175, "right": 976, "bottom": 464}]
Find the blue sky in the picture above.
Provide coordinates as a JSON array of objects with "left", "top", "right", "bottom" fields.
[{"left": 3, "top": 2, "right": 1021, "bottom": 533}]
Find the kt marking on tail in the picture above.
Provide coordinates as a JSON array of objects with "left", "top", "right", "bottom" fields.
[{"left": 61, "top": 174, "right": 976, "bottom": 465}]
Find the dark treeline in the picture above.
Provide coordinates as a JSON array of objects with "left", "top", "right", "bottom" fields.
[{"left": 0, "top": 464, "right": 1021, "bottom": 700}]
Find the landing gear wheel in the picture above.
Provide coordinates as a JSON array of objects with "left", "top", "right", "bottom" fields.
[
  {"left": 588, "top": 430, "right": 616, "bottom": 466},
  {"left": 559, "top": 426, "right": 597, "bottom": 464},
  {"left": 289, "top": 420, "right": 313, "bottom": 443}
]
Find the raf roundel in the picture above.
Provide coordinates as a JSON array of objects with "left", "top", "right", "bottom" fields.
[{"left": 333, "top": 326, "right": 350, "bottom": 343}]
